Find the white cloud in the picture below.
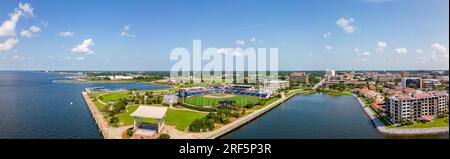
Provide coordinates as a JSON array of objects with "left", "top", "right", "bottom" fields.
[
  {"left": 395, "top": 48, "right": 408, "bottom": 55},
  {"left": 236, "top": 40, "right": 245, "bottom": 46},
  {"left": 71, "top": 38, "right": 95, "bottom": 55},
  {"left": 362, "top": 51, "right": 371, "bottom": 56},
  {"left": 325, "top": 45, "right": 333, "bottom": 50},
  {"left": 217, "top": 48, "right": 227, "bottom": 55},
  {"left": 0, "top": 10, "right": 22, "bottom": 37},
  {"left": 0, "top": 38, "right": 19, "bottom": 52},
  {"left": 323, "top": 32, "right": 331, "bottom": 39},
  {"left": 431, "top": 43, "right": 448, "bottom": 58},
  {"left": 232, "top": 50, "right": 242, "bottom": 57},
  {"left": 77, "top": 57, "right": 85, "bottom": 61},
  {"left": 416, "top": 49, "right": 423, "bottom": 53},
  {"left": 20, "top": 25, "right": 41, "bottom": 38},
  {"left": 19, "top": 3, "right": 34, "bottom": 17},
  {"left": 376, "top": 41, "right": 387, "bottom": 52},
  {"left": 336, "top": 18, "right": 357, "bottom": 33},
  {"left": 354, "top": 48, "right": 360, "bottom": 53},
  {"left": 120, "top": 25, "right": 136, "bottom": 38},
  {"left": 358, "top": 51, "right": 371, "bottom": 57},
  {"left": 59, "top": 31, "right": 74, "bottom": 37},
  {"left": 250, "top": 37, "right": 256, "bottom": 42}
]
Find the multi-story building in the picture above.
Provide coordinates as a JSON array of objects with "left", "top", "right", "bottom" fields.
[
  {"left": 388, "top": 91, "right": 448, "bottom": 124},
  {"left": 262, "top": 80, "right": 290, "bottom": 93},
  {"left": 377, "top": 74, "right": 397, "bottom": 82},
  {"left": 401, "top": 77, "right": 422, "bottom": 89},
  {"left": 422, "top": 79, "right": 442, "bottom": 89},
  {"left": 289, "top": 72, "right": 309, "bottom": 84}
]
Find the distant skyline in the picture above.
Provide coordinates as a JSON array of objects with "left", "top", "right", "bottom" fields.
[{"left": 0, "top": 0, "right": 449, "bottom": 71}]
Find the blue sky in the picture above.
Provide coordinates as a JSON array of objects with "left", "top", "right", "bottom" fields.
[{"left": 0, "top": 0, "right": 448, "bottom": 71}]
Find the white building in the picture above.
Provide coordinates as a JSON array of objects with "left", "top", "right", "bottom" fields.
[
  {"left": 108, "top": 75, "right": 134, "bottom": 80},
  {"left": 262, "top": 80, "right": 290, "bottom": 93},
  {"left": 326, "top": 69, "right": 336, "bottom": 77}
]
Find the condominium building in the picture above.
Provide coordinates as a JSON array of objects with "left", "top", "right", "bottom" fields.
[
  {"left": 262, "top": 80, "right": 290, "bottom": 93},
  {"left": 289, "top": 72, "right": 309, "bottom": 84},
  {"left": 388, "top": 91, "right": 449, "bottom": 124}
]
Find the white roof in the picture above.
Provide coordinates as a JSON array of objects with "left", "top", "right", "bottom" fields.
[{"left": 131, "top": 106, "right": 168, "bottom": 119}]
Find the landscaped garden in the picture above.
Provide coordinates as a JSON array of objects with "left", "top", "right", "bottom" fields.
[{"left": 388, "top": 116, "right": 449, "bottom": 129}]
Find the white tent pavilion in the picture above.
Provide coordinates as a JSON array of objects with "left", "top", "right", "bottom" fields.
[
  {"left": 131, "top": 106, "right": 168, "bottom": 133},
  {"left": 163, "top": 94, "right": 178, "bottom": 107}
]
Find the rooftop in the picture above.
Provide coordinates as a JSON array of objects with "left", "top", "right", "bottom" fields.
[{"left": 131, "top": 106, "right": 168, "bottom": 119}]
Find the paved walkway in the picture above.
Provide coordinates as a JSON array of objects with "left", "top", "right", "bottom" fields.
[{"left": 82, "top": 92, "right": 112, "bottom": 138}]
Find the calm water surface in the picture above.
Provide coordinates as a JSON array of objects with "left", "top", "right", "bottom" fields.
[
  {"left": 223, "top": 94, "right": 449, "bottom": 139},
  {"left": 0, "top": 71, "right": 169, "bottom": 139}
]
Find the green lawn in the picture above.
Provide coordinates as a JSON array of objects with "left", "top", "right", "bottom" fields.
[
  {"left": 94, "top": 100, "right": 105, "bottom": 110},
  {"left": 388, "top": 117, "right": 449, "bottom": 129},
  {"left": 165, "top": 109, "right": 207, "bottom": 131},
  {"left": 100, "top": 92, "right": 131, "bottom": 102},
  {"left": 185, "top": 94, "right": 259, "bottom": 107},
  {"left": 319, "top": 89, "right": 352, "bottom": 96},
  {"left": 115, "top": 105, "right": 207, "bottom": 131}
]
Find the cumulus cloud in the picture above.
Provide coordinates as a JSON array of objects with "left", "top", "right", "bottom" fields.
[
  {"left": 0, "top": 3, "right": 36, "bottom": 37},
  {"left": 0, "top": 10, "right": 22, "bottom": 37},
  {"left": 20, "top": 25, "right": 41, "bottom": 38},
  {"left": 236, "top": 40, "right": 245, "bottom": 46},
  {"left": 323, "top": 32, "right": 331, "bottom": 39},
  {"left": 395, "top": 48, "right": 408, "bottom": 55},
  {"left": 19, "top": 3, "right": 34, "bottom": 17},
  {"left": 325, "top": 45, "right": 333, "bottom": 50},
  {"left": 376, "top": 41, "right": 387, "bottom": 52},
  {"left": 71, "top": 38, "right": 95, "bottom": 55},
  {"left": 0, "top": 38, "right": 19, "bottom": 52},
  {"left": 120, "top": 25, "right": 136, "bottom": 38},
  {"left": 336, "top": 18, "right": 357, "bottom": 33},
  {"left": 250, "top": 37, "right": 256, "bottom": 42},
  {"left": 354, "top": 48, "right": 360, "bottom": 53},
  {"left": 59, "top": 31, "right": 74, "bottom": 37},
  {"left": 431, "top": 43, "right": 448, "bottom": 58}
]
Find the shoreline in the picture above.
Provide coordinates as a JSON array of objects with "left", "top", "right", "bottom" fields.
[
  {"left": 81, "top": 92, "right": 111, "bottom": 139},
  {"left": 82, "top": 88, "right": 448, "bottom": 139},
  {"left": 352, "top": 94, "right": 449, "bottom": 136}
]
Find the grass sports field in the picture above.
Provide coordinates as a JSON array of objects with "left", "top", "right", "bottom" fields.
[{"left": 185, "top": 93, "right": 259, "bottom": 107}]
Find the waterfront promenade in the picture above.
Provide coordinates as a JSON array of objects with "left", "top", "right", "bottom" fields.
[{"left": 354, "top": 95, "right": 449, "bottom": 136}]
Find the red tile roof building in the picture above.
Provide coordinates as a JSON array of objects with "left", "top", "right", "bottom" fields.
[{"left": 388, "top": 91, "right": 448, "bottom": 124}]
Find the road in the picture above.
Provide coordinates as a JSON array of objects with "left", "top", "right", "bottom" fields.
[{"left": 313, "top": 78, "right": 326, "bottom": 89}]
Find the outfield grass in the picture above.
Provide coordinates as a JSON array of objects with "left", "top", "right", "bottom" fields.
[
  {"left": 185, "top": 94, "right": 259, "bottom": 107},
  {"left": 115, "top": 105, "right": 207, "bottom": 131}
]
